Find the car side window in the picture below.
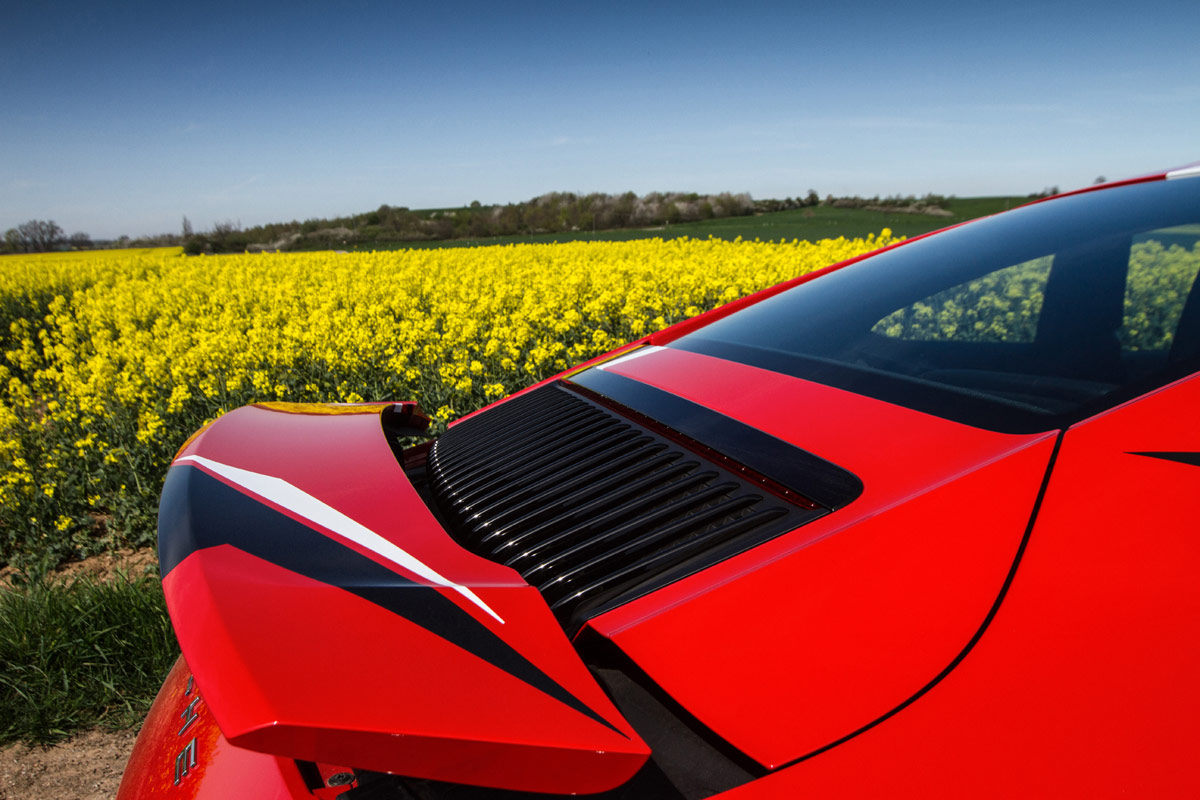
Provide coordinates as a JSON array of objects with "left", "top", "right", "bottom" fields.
[
  {"left": 871, "top": 256, "right": 1052, "bottom": 343},
  {"left": 1120, "top": 228, "right": 1200, "bottom": 353}
]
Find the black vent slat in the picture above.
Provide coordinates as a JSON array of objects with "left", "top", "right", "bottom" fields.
[
  {"left": 432, "top": 388, "right": 565, "bottom": 460},
  {"left": 473, "top": 445, "right": 677, "bottom": 540},
  {"left": 548, "top": 506, "right": 791, "bottom": 614},
  {"left": 502, "top": 469, "right": 719, "bottom": 572},
  {"left": 539, "top": 494, "right": 761, "bottom": 606},
  {"left": 488, "top": 456, "right": 693, "bottom": 559},
  {"left": 424, "top": 382, "right": 833, "bottom": 630},
  {"left": 537, "top": 488, "right": 753, "bottom": 589},
  {"left": 435, "top": 392, "right": 613, "bottom": 494},
  {"left": 525, "top": 481, "right": 742, "bottom": 591},
  {"left": 480, "top": 454, "right": 684, "bottom": 555},
  {"left": 433, "top": 401, "right": 601, "bottom": 476},
  {"left": 433, "top": 394, "right": 596, "bottom": 467},
  {"left": 448, "top": 423, "right": 643, "bottom": 515},
  {"left": 433, "top": 418, "right": 620, "bottom": 510}
]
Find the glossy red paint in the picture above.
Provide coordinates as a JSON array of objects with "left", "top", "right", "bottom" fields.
[
  {"left": 585, "top": 347, "right": 1057, "bottom": 766},
  {"left": 128, "top": 172, "right": 1200, "bottom": 796},
  {"left": 161, "top": 404, "right": 648, "bottom": 794},
  {"left": 117, "top": 658, "right": 313, "bottom": 800},
  {"left": 715, "top": 373, "right": 1200, "bottom": 797},
  {"left": 175, "top": 404, "right": 524, "bottom": 600}
]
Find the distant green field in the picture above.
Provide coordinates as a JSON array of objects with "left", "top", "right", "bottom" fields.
[{"left": 350, "top": 196, "right": 1030, "bottom": 251}]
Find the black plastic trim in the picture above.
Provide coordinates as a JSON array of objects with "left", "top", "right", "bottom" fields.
[
  {"left": 341, "top": 761, "right": 684, "bottom": 799},
  {"left": 1130, "top": 450, "right": 1200, "bottom": 467},
  {"left": 578, "top": 630, "right": 765, "bottom": 798},
  {"left": 566, "top": 367, "right": 863, "bottom": 510},
  {"left": 294, "top": 760, "right": 325, "bottom": 791}
]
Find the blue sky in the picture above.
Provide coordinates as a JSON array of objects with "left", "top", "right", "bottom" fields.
[{"left": 3, "top": 0, "right": 1198, "bottom": 238}]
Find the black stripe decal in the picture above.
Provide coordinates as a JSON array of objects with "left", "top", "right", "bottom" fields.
[
  {"left": 567, "top": 367, "right": 863, "bottom": 509},
  {"left": 158, "top": 464, "right": 626, "bottom": 737},
  {"left": 1131, "top": 451, "right": 1200, "bottom": 467}
]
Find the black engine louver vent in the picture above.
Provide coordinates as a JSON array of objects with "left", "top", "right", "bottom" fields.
[{"left": 423, "top": 376, "right": 854, "bottom": 631}]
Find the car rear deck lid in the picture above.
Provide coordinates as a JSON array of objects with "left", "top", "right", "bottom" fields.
[{"left": 422, "top": 372, "right": 861, "bottom": 632}]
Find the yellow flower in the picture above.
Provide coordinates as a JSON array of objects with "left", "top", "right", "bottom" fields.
[{"left": 0, "top": 234, "right": 917, "bottom": 557}]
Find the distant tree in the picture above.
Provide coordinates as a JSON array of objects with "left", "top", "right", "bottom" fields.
[
  {"left": 182, "top": 216, "right": 193, "bottom": 238},
  {"left": 3, "top": 229, "right": 20, "bottom": 253},
  {"left": 1094, "top": 176, "right": 1107, "bottom": 185},
  {"left": 9, "top": 219, "right": 64, "bottom": 252},
  {"left": 68, "top": 231, "right": 92, "bottom": 250},
  {"left": 663, "top": 201, "right": 682, "bottom": 225},
  {"left": 209, "top": 220, "right": 242, "bottom": 251},
  {"left": 467, "top": 209, "right": 493, "bottom": 237},
  {"left": 183, "top": 236, "right": 209, "bottom": 256},
  {"left": 610, "top": 192, "right": 637, "bottom": 227}
]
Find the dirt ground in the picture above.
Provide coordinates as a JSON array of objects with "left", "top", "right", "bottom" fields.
[
  {"left": 0, "top": 547, "right": 158, "bottom": 588},
  {"left": 52, "top": 548, "right": 158, "bottom": 582},
  {"left": 0, "top": 728, "right": 136, "bottom": 800}
]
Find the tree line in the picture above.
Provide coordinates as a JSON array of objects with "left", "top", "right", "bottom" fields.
[
  {"left": 180, "top": 191, "right": 758, "bottom": 254},
  {"left": 3, "top": 190, "right": 752, "bottom": 254},
  {"left": 12, "top": 185, "right": 1064, "bottom": 257},
  {"left": 3, "top": 220, "right": 91, "bottom": 254}
]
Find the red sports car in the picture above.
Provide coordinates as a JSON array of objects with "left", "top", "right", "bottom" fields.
[{"left": 119, "top": 166, "right": 1200, "bottom": 798}]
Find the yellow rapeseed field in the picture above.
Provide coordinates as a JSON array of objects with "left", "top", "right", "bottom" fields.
[{"left": 0, "top": 235, "right": 898, "bottom": 565}]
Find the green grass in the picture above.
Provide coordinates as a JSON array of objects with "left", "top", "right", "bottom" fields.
[
  {"left": 0, "top": 572, "right": 178, "bottom": 744},
  {"left": 344, "top": 196, "right": 1029, "bottom": 251}
]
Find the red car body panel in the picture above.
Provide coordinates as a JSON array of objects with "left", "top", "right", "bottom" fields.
[
  {"left": 718, "top": 373, "right": 1200, "bottom": 797},
  {"left": 122, "top": 169, "right": 1200, "bottom": 797},
  {"left": 583, "top": 347, "right": 1057, "bottom": 765},
  {"left": 117, "top": 658, "right": 318, "bottom": 800},
  {"left": 155, "top": 403, "right": 648, "bottom": 794}
]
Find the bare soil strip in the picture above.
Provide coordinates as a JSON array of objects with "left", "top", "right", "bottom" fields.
[
  {"left": 1, "top": 548, "right": 157, "bottom": 588},
  {"left": 0, "top": 729, "right": 136, "bottom": 800}
]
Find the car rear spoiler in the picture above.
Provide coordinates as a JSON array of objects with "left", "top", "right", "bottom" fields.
[{"left": 158, "top": 402, "right": 649, "bottom": 794}]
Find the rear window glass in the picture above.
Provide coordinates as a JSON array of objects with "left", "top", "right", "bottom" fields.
[
  {"left": 871, "top": 256, "right": 1051, "bottom": 344},
  {"left": 1121, "top": 228, "right": 1200, "bottom": 352},
  {"left": 670, "top": 179, "right": 1200, "bottom": 433}
]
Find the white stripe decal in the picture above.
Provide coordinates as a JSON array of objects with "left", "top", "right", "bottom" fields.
[
  {"left": 175, "top": 454, "right": 504, "bottom": 624},
  {"left": 597, "top": 344, "right": 663, "bottom": 371},
  {"left": 1166, "top": 165, "right": 1200, "bottom": 180}
]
